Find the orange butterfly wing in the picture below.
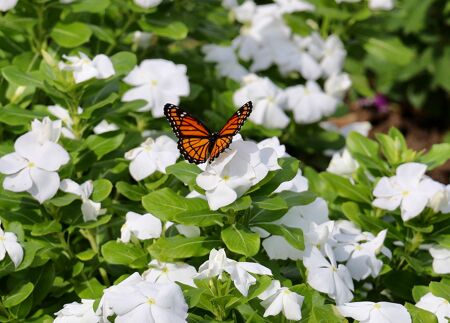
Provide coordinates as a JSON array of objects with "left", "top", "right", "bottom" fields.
[
  {"left": 209, "top": 101, "right": 253, "bottom": 161},
  {"left": 164, "top": 104, "right": 211, "bottom": 164}
]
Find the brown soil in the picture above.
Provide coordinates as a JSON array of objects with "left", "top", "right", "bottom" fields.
[{"left": 329, "top": 103, "right": 450, "bottom": 184}]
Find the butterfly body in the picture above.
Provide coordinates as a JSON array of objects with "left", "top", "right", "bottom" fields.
[{"left": 164, "top": 102, "right": 252, "bottom": 164}]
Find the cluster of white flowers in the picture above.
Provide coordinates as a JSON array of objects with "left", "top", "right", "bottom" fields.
[
  {"left": 196, "top": 135, "right": 283, "bottom": 210},
  {"left": 0, "top": 117, "right": 70, "bottom": 203},
  {"left": 373, "top": 162, "right": 450, "bottom": 221},
  {"left": 121, "top": 59, "right": 190, "bottom": 117},
  {"left": 125, "top": 136, "right": 180, "bottom": 181},
  {"left": 203, "top": 1, "right": 351, "bottom": 128},
  {"left": 59, "top": 52, "right": 115, "bottom": 84},
  {"left": 336, "top": 0, "right": 395, "bottom": 11}
]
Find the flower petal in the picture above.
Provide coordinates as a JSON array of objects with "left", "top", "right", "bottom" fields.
[
  {"left": 28, "top": 168, "right": 60, "bottom": 203},
  {"left": 3, "top": 168, "right": 32, "bottom": 192},
  {"left": 0, "top": 153, "right": 27, "bottom": 175}
]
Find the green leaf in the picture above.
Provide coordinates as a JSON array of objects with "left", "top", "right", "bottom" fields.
[
  {"left": 321, "top": 172, "right": 371, "bottom": 204},
  {"left": 74, "top": 278, "right": 104, "bottom": 299},
  {"left": 142, "top": 188, "right": 209, "bottom": 221},
  {"left": 254, "top": 196, "right": 287, "bottom": 210},
  {"left": 412, "top": 285, "right": 429, "bottom": 302},
  {"left": 92, "top": 179, "right": 112, "bottom": 201},
  {"left": 31, "top": 221, "right": 62, "bottom": 236},
  {"left": 220, "top": 196, "right": 252, "bottom": 212},
  {"left": 429, "top": 281, "right": 450, "bottom": 301},
  {"left": 364, "top": 37, "right": 415, "bottom": 66},
  {"left": 347, "top": 132, "right": 380, "bottom": 161},
  {"left": 50, "top": 22, "right": 92, "bottom": 48},
  {"left": 2, "top": 66, "right": 43, "bottom": 87},
  {"left": 116, "top": 181, "right": 146, "bottom": 201},
  {"left": 405, "top": 303, "right": 438, "bottom": 323},
  {"left": 0, "top": 104, "right": 47, "bottom": 126},
  {"left": 3, "top": 282, "right": 34, "bottom": 308},
  {"left": 221, "top": 224, "right": 260, "bottom": 257},
  {"left": 47, "top": 193, "right": 79, "bottom": 207},
  {"left": 111, "top": 51, "right": 137, "bottom": 75},
  {"left": 139, "top": 20, "right": 188, "bottom": 40},
  {"left": 254, "top": 157, "right": 299, "bottom": 196},
  {"left": 257, "top": 223, "right": 304, "bottom": 250},
  {"left": 86, "top": 132, "right": 125, "bottom": 159},
  {"left": 376, "top": 133, "right": 400, "bottom": 165},
  {"left": 101, "top": 241, "right": 147, "bottom": 268},
  {"left": 418, "top": 143, "right": 450, "bottom": 170},
  {"left": 76, "top": 249, "right": 96, "bottom": 261},
  {"left": 148, "top": 236, "right": 220, "bottom": 260},
  {"left": 71, "top": 0, "right": 111, "bottom": 13},
  {"left": 277, "top": 191, "right": 317, "bottom": 207},
  {"left": 173, "top": 210, "right": 224, "bottom": 227},
  {"left": 166, "top": 162, "right": 201, "bottom": 187},
  {"left": 80, "top": 93, "right": 118, "bottom": 119}
]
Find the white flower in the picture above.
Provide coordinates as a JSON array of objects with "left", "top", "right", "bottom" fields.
[
  {"left": 337, "top": 301, "right": 411, "bottom": 323},
  {"left": 48, "top": 105, "right": 83, "bottom": 139},
  {"left": 275, "top": 0, "right": 314, "bottom": 13},
  {"left": 134, "top": 0, "right": 162, "bottom": 8},
  {"left": 54, "top": 299, "right": 99, "bottom": 323},
  {"left": 202, "top": 45, "right": 248, "bottom": 81},
  {"left": 196, "top": 137, "right": 279, "bottom": 210},
  {"left": 125, "top": 136, "right": 179, "bottom": 181},
  {"left": 369, "top": 0, "right": 394, "bottom": 10},
  {"left": 122, "top": 59, "right": 189, "bottom": 116},
  {"left": 303, "top": 245, "right": 354, "bottom": 304},
  {"left": 143, "top": 260, "right": 197, "bottom": 287},
  {"left": 258, "top": 280, "right": 304, "bottom": 320},
  {"left": 234, "top": 75, "right": 290, "bottom": 129},
  {"left": 429, "top": 246, "right": 450, "bottom": 274},
  {"left": 274, "top": 169, "right": 309, "bottom": 193},
  {"left": 333, "top": 229, "right": 388, "bottom": 281},
  {"left": 59, "top": 52, "right": 115, "bottom": 84},
  {"left": 325, "top": 73, "right": 352, "bottom": 100},
  {"left": 196, "top": 248, "right": 272, "bottom": 296},
  {"left": 327, "top": 149, "right": 359, "bottom": 178},
  {"left": 0, "top": 118, "right": 70, "bottom": 203},
  {"left": 120, "top": 211, "right": 162, "bottom": 243},
  {"left": 428, "top": 184, "right": 450, "bottom": 214},
  {"left": 0, "top": 222, "right": 23, "bottom": 268},
  {"left": 416, "top": 292, "right": 450, "bottom": 323},
  {"left": 60, "top": 179, "right": 106, "bottom": 222},
  {"left": 93, "top": 120, "right": 119, "bottom": 134},
  {"left": 165, "top": 221, "right": 201, "bottom": 238},
  {"left": 100, "top": 272, "right": 188, "bottom": 323},
  {"left": 261, "top": 198, "right": 329, "bottom": 260},
  {"left": 285, "top": 81, "right": 337, "bottom": 124},
  {"left": 372, "top": 162, "right": 433, "bottom": 221},
  {"left": 0, "top": 0, "right": 17, "bottom": 11},
  {"left": 320, "top": 35, "right": 346, "bottom": 77}
]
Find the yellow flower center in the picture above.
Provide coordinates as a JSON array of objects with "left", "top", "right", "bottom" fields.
[
  {"left": 355, "top": 245, "right": 362, "bottom": 251},
  {"left": 27, "top": 162, "right": 35, "bottom": 168},
  {"left": 374, "top": 303, "right": 381, "bottom": 310},
  {"left": 162, "top": 266, "right": 169, "bottom": 273},
  {"left": 0, "top": 236, "right": 4, "bottom": 241},
  {"left": 402, "top": 191, "right": 410, "bottom": 197},
  {"left": 223, "top": 175, "right": 230, "bottom": 181},
  {"left": 147, "top": 297, "right": 156, "bottom": 305},
  {"left": 151, "top": 80, "right": 158, "bottom": 87}
]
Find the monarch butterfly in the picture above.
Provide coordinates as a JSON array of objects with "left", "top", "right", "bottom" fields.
[{"left": 164, "top": 101, "right": 252, "bottom": 164}]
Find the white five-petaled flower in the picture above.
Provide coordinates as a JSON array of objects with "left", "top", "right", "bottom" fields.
[
  {"left": 196, "top": 136, "right": 280, "bottom": 210},
  {"left": 143, "top": 260, "right": 197, "bottom": 287},
  {"left": 429, "top": 246, "right": 450, "bottom": 274},
  {"left": 0, "top": 221, "right": 23, "bottom": 268},
  {"left": 285, "top": 81, "right": 337, "bottom": 124},
  {"left": 122, "top": 59, "right": 190, "bottom": 117},
  {"left": 59, "top": 52, "right": 115, "bottom": 84},
  {"left": 415, "top": 292, "right": 450, "bottom": 323},
  {"left": 333, "top": 229, "right": 389, "bottom": 281},
  {"left": 303, "top": 245, "right": 354, "bottom": 304},
  {"left": 234, "top": 74, "right": 290, "bottom": 129},
  {"left": 258, "top": 280, "right": 304, "bottom": 320},
  {"left": 0, "top": 0, "right": 18, "bottom": 11},
  {"left": 0, "top": 117, "right": 70, "bottom": 203},
  {"left": 133, "top": 0, "right": 163, "bottom": 8},
  {"left": 196, "top": 248, "right": 272, "bottom": 296},
  {"left": 54, "top": 299, "right": 99, "bottom": 323},
  {"left": 100, "top": 272, "right": 188, "bottom": 323},
  {"left": 337, "top": 301, "right": 411, "bottom": 323},
  {"left": 120, "top": 211, "right": 162, "bottom": 243},
  {"left": 125, "top": 136, "right": 180, "bottom": 181},
  {"left": 372, "top": 162, "right": 436, "bottom": 221},
  {"left": 60, "top": 179, "right": 106, "bottom": 222}
]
